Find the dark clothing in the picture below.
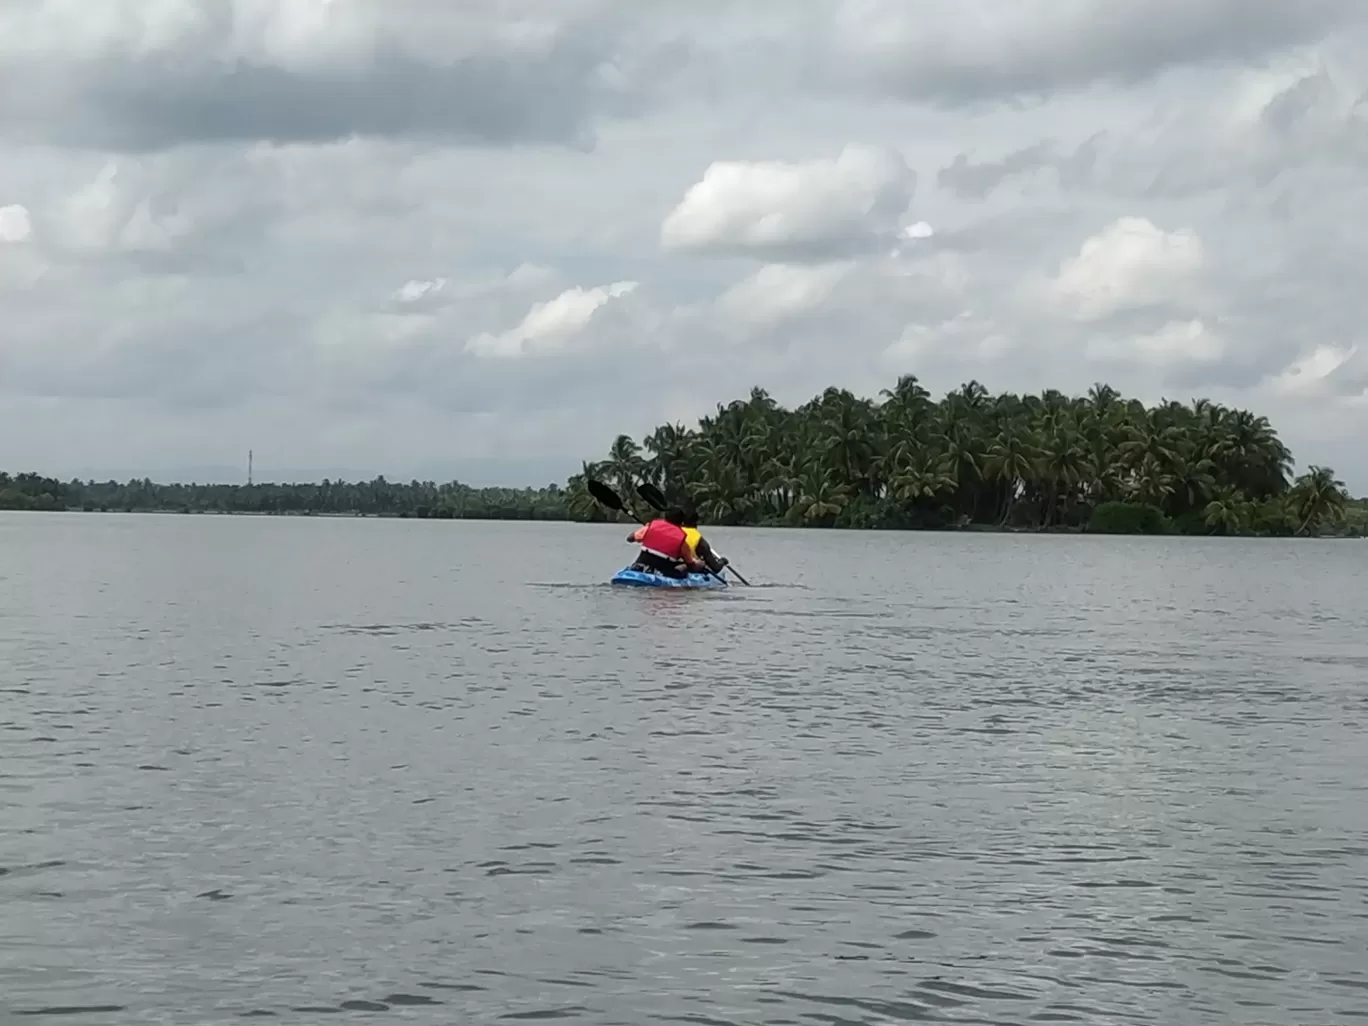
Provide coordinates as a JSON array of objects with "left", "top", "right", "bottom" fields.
[
  {"left": 633, "top": 548, "right": 688, "bottom": 578},
  {"left": 692, "top": 535, "right": 726, "bottom": 575}
]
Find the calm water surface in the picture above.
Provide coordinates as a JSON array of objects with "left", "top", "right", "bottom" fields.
[{"left": 2, "top": 512, "right": 1366, "bottom": 1025}]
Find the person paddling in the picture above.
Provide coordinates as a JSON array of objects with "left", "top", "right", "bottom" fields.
[
  {"left": 627, "top": 506, "right": 708, "bottom": 579},
  {"left": 681, "top": 507, "right": 728, "bottom": 577}
]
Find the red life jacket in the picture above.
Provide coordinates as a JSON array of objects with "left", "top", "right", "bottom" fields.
[{"left": 640, "top": 518, "right": 688, "bottom": 559}]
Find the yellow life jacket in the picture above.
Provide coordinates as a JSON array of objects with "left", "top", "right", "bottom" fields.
[{"left": 682, "top": 526, "right": 702, "bottom": 558}]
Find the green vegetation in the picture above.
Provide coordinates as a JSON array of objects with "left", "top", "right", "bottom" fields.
[
  {"left": 0, "top": 472, "right": 570, "bottom": 520},
  {"left": 3, "top": 377, "right": 1363, "bottom": 537},
  {"left": 565, "top": 377, "right": 1362, "bottom": 537}
]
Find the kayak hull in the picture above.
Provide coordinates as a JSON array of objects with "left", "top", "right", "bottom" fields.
[{"left": 611, "top": 566, "right": 728, "bottom": 589}]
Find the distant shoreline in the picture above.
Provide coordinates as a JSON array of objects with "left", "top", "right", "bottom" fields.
[
  {"left": 6, "top": 504, "right": 1362, "bottom": 538},
  {"left": 5, "top": 366, "right": 1368, "bottom": 542}
]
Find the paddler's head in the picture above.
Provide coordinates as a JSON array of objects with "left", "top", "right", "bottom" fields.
[
  {"left": 681, "top": 507, "right": 699, "bottom": 527},
  {"left": 664, "top": 506, "right": 686, "bottom": 526}
]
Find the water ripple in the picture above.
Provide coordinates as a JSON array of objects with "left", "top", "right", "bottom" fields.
[{"left": 2, "top": 516, "right": 1366, "bottom": 1025}]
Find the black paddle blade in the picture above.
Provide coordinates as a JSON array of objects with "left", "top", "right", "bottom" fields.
[
  {"left": 587, "top": 479, "right": 625, "bottom": 512},
  {"left": 636, "top": 482, "right": 668, "bottom": 510}
]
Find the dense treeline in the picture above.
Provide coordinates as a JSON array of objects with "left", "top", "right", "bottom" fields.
[
  {"left": 565, "top": 377, "right": 1363, "bottom": 537},
  {"left": 0, "top": 472, "right": 570, "bottom": 520},
  {"left": 3, "top": 377, "right": 1363, "bottom": 536}
]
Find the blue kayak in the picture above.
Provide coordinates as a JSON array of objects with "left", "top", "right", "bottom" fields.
[{"left": 611, "top": 566, "right": 728, "bottom": 589}]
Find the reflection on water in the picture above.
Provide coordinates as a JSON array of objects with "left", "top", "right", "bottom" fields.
[{"left": 2, "top": 513, "right": 1366, "bottom": 1024}]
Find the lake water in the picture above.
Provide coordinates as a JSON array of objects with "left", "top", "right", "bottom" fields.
[{"left": 2, "top": 512, "right": 1366, "bottom": 1025}]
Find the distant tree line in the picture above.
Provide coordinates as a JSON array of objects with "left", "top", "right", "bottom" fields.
[
  {"left": 0, "top": 472, "right": 571, "bottom": 520},
  {"left": 4, "top": 377, "right": 1365, "bottom": 536},
  {"left": 563, "top": 377, "right": 1366, "bottom": 538}
]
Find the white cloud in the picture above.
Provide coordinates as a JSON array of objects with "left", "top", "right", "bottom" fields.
[
  {"left": 500, "top": 263, "right": 557, "bottom": 290},
  {"left": 0, "top": 0, "right": 213, "bottom": 60},
  {"left": 0, "top": 203, "right": 32, "bottom": 242},
  {"left": 1268, "top": 343, "right": 1359, "bottom": 397},
  {"left": 1084, "top": 318, "right": 1225, "bottom": 368},
  {"left": 715, "top": 262, "right": 851, "bottom": 325},
  {"left": 1047, "top": 216, "right": 1205, "bottom": 321},
  {"left": 393, "top": 277, "right": 446, "bottom": 303},
  {"left": 49, "top": 162, "right": 190, "bottom": 254},
  {"left": 0, "top": 203, "right": 46, "bottom": 288},
  {"left": 465, "top": 281, "right": 639, "bottom": 359},
  {"left": 660, "top": 143, "right": 916, "bottom": 258},
  {"left": 57, "top": 163, "right": 125, "bottom": 251},
  {"left": 882, "top": 248, "right": 972, "bottom": 297},
  {"left": 883, "top": 311, "right": 1014, "bottom": 365},
  {"left": 444, "top": 263, "right": 557, "bottom": 302}
]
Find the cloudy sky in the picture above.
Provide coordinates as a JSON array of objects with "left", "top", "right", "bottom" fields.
[{"left": 3, "top": 0, "right": 1368, "bottom": 490}]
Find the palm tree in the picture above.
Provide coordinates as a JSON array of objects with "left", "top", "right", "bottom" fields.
[
  {"left": 1203, "top": 489, "right": 1252, "bottom": 535},
  {"left": 1038, "top": 428, "right": 1093, "bottom": 528},
  {"left": 890, "top": 455, "right": 958, "bottom": 510},
  {"left": 983, "top": 427, "right": 1039, "bottom": 525},
  {"left": 792, "top": 467, "right": 850, "bottom": 525},
  {"left": 565, "top": 462, "right": 606, "bottom": 521},
  {"left": 643, "top": 422, "right": 692, "bottom": 495},
  {"left": 1290, "top": 466, "right": 1348, "bottom": 535},
  {"left": 606, "top": 435, "right": 646, "bottom": 499},
  {"left": 562, "top": 378, "right": 1347, "bottom": 535}
]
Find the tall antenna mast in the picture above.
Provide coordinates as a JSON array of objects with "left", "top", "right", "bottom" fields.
[{"left": 248, "top": 449, "right": 253, "bottom": 486}]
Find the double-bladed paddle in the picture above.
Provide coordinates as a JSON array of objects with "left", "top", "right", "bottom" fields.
[
  {"left": 586, "top": 478, "right": 728, "bottom": 584},
  {"left": 587, "top": 478, "right": 637, "bottom": 520},
  {"left": 633, "top": 482, "right": 750, "bottom": 585}
]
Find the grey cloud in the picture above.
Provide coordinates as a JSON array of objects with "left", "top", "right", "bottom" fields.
[
  {"left": 1262, "top": 71, "right": 1338, "bottom": 134},
  {"left": 1257, "top": 70, "right": 1368, "bottom": 163},
  {"left": 10, "top": 150, "right": 292, "bottom": 280},
  {"left": 937, "top": 142, "right": 1059, "bottom": 200},
  {"left": 830, "top": 0, "right": 1366, "bottom": 106},
  {"left": 3, "top": 50, "right": 589, "bottom": 151},
  {"left": 1320, "top": 350, "right": 1368, "bottom": 399},
  {"left": 0, "top": 295, "right": 313, "bottom": 409},
  {"left": 936, "top": 134, "right": 1107, "bottom": 202},
  {"left": 320, "top": 282, "right": 662, "bottom": 414},
  {"left": 1055, "top": 134, "right": 1107, "bottom": 191},
  {"left": 4, "top": 2, "right": 1368, "bottom": 488},
  {"left": 1155, "top": 359, "right": 1268, "bottom": 396},
  {"left": 681, "top": 235, "right": 904, "bottom": 265},
  {"left": 927, "top": 206, "right": 1104, "bottom": 275},
  {"left": 1061, "top": 69, "right": 1368, "bottom": 200},
  {"left": 0, "top": 8, "right": 686, "bottom": 152}
]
